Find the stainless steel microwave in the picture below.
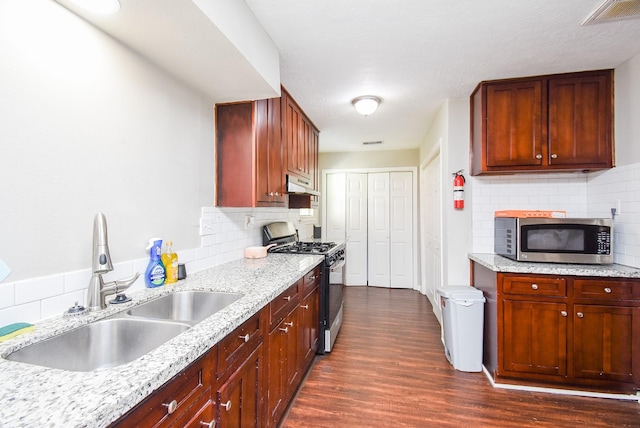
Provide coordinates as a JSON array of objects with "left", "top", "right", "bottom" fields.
[{"left": 494, "top": 217, "right": 613, "bottom": 264}]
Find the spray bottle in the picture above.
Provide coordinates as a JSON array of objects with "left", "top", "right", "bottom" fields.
[{"left": 145, "top": 238, "right": 166, "bottom": 288}]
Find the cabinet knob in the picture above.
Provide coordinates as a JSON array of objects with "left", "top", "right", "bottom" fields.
[
  {"left": 604, "top": 287, "right": 612, "bottom": 294},
  {"left": 283, "top": 295, "right": 292, "bottom": 301},
  {"left": 163, "top": 399, "right": 178, "bottom": 415},
  {"left": 201, "top": 419, "right": 216, "bottom": 428},
  {"left": 300, "top": 304, "right": 309, "bottom": 309},
  {"left": 535, "top": 154, "right": 542, "bottom": 159},
  {"left": 551, "top": 154, "right": 558, "bottom": 159},
  {"left": 561, "top": 310, "right": 568, "bottom": 317},
  {"left": 531, "top": 283, "right": 539, "bottom": 290},
  {"left": 279, "top": 327, "right": 289, "bottom": 333},
  {"left": 274, "top": 192, "right": 280, "bottom": 196},
  {"left": 223, "top": 400, "right": 232, "bottom": 411},
  {"left": 239, "top": 333, "right": 250, "bottom": 343},
  {"left": 284, "top": 321, "right": 294, "bottom": 327},
  {"left": 577, "top": 312, "right": 584, "bottom": 318},
  {"left": 268, "top": 192, "right": 274, "bottom": 196}
]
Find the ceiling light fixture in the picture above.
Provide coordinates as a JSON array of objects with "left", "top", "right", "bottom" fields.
[
  {"left": 69, "top": 0, "right": 121, "bottom": 14},
  {"left": 352, "top": 96, "right": 381, "bottom": 116}
]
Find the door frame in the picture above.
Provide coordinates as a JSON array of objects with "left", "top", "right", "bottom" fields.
[{"left": 321, "top": 167, "right": 419, "bottom": 291}]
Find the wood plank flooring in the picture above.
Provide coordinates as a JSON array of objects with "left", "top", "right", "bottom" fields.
[{"left": 281, "top": 286, "right": 640, "bottom": 428}]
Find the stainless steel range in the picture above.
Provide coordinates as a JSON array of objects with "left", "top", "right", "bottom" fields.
[{"left": 263, "top": 222, "right": 345, "bottom": 353}]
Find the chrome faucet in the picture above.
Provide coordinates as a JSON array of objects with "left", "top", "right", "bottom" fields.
[{"left": 87, "top": 213, "right": 139, "bottom": 311}]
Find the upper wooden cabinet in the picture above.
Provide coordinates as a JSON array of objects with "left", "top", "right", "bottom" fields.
[
  {"left": 216, "top": 98, "right": 285, "bottom": 207},
  {"left": 470, "top": 69, "right": 614, "bottom": 175}
]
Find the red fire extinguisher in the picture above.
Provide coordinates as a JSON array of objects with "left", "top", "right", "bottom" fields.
[{"left": 453, "top": 170, "right": 465, "bottom": 209}]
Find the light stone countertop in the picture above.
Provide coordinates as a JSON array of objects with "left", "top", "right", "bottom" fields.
[
  {"left": 0, "top": 253, "right": 324, "bottom": 428},
  {"left": 469, "top": 253, "right": 640, "bottom": 278}
]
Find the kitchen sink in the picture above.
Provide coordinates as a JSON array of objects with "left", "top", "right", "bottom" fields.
[
  {"left": 5, "top": 318, "right": 190, "bottom": 372},
  {"left": 125, "top": 291, "right": 243, "bottom": 325}
]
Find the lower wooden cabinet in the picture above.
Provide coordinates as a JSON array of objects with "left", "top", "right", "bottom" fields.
[
  {"left": 474, "top": 263, "right": 640, "bottom": 393},
  {"left": 110, "top": 266, "right": 322, "bottom": 428},
  {"left": 216, "top": 345, "right": 262, "bottom": 428}
]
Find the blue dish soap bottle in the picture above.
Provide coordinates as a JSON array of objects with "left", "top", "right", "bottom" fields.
[{"left": 145, "top": 238, "right": 166, "bottom": 288}]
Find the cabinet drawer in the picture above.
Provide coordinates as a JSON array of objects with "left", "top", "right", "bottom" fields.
[
  {"left": 574, "top": 279, "right": 640, "bottom": 302},
  {"left": 174, "top": 393, "right": 214, "bottom": 428},
  {"left": 501, "top": 275, "right": 567, "bottom": 297},
  {"left": 217, "top": 310, "right": 264, "bottom": 379},
  {"left": 270, "top": 282, "right": 300, "bottom": 327},
  {"left": 112, "top": 352, "right": 211, "bottom": 428},
  {"left": 302, "top": 267, "right": 321, "bottom": 297}
]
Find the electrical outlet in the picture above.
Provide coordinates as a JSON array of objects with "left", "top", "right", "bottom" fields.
[
  {"left": 199, "top": 218, "right": 213, "bottom": 236},
  {"left": 245, "top": 215, "right": 255, "bottom": 229},
  {"left": 617, "top": 200, "right": 622, "bottom": 215}
]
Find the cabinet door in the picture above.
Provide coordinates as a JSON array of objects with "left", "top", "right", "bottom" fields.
[
  {"left": 217, "top": 345, "right": 262, "bottom": 428},
  {"left": 298, "top": 286, "right": 319, "bottom": 372},
  {"left": 573, "top": 305, "right": 640, "bottom": 384},
  {"left": 501, "top": 300, "right": 567, "bottom": 376},
  {"left": 284, "top": 93, "right": 302, "bottom": 177},
  {"left": 267, "top": 312, "right": 299, "bottom": 427},
  {"left": 485, "top": 80, "right": 543, "bottom": 168},
  {"left": 548, "top": 72, "right": 612, "bottom": 168},
  {"left": 255, "top": 99, "right": 271, "bottom": 205},
  {"left": 267, "top": 97, "right": 285, "bottom": 205}
]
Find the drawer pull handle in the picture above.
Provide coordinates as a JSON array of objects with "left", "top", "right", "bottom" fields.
[
  {"left": 283, "top": 296, "right": 292, "bottom": 301},
  {"left": 577, "top": 312, "right": 584, "bottom": 318},
  {"left": 239, "top": 333, "right": 250, "bottom": 343},
  {"left": 561, "top": 311, "right": 568, "bottom": 317},
  {"left": 531, "top": 283, "right": 538, "bottom": 290},
  {"left": 163, "top": 399, "right": 178, "bottom": 415},
  {"left": 201, "top": 419, "right": 216, "bottom": 428},
  {"left": 301, "top": 304, "right": 309, "bottom": 309},
  {"left": 223, "top": 400, "right": 232, "bottom": 411},
  {"left": 604, "top": 287, "right": 612, "bottom": 294},
  {"left": 279, "top": 327, "right": 289, "bottom": 333}
]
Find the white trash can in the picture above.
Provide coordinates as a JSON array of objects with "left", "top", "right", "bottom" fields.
[{"left": 438, "top": 286, "right": 486, "bottom": 372}]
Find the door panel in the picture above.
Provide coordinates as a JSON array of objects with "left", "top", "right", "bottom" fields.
[
  {"left": 368, "top": 173, "right": 390, "bottom": 287},
  {"left": 345, "top": 173, "right": 368, "bottom": 286},
  {"left": 390, "top": 171, "right": 413, "bottom": 288}
]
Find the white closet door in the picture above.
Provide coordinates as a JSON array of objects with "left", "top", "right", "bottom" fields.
[
  {"left": 367, "top": 173, "right": 390, "bottom": 287},
  {"left": 326, "top": 173, "right": 346, "bottom": 242},
  {"left": 345, "top": 173, "right": 368, "bottom": 286},
  {"left": 389, "top": 171, "right": 413, "bottom": 288},
  {"left": 421, "top": 154, "right": 442, "bottom": 309}
]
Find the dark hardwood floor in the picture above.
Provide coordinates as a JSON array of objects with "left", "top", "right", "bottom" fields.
[{"left": 281, "top": 286, "right": 640, "bottom": 428}]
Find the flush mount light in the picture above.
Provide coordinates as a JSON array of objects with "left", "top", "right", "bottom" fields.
[
  {"left": 352, "top": 96, "right": 381, "bottom": 116},
  {"left": 69, "top": 0, "right": 121, "bottom": 14}
]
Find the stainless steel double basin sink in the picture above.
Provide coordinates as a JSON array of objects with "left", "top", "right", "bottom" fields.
[{"left": 5, "top": 291, "right": 243, "bottom": 372}]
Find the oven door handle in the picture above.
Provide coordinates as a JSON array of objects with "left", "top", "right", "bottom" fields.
[{"left": 330, "top": 259, "right": 345, "bottom": 272}]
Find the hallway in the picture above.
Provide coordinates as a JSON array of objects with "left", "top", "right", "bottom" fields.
[{"left": 281, "top": 286, "right": 640, "bottom": 427}]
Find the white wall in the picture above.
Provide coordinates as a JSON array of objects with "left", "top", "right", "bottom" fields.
[
  {"left": 0, "top": 1, "right": 305, "bottom": 326},
  {"left": 1, "top": 1, "right": 213, "bottom": 280},
  {"left": 419, "top": 98, "right": 473, "bottom": 288}
]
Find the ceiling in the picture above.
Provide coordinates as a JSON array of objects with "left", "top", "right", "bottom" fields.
[{"left": 244, "top": 0, "right": 640, "bottom": 153}]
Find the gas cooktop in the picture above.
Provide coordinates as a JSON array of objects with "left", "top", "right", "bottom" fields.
[{"left": 269, "top": 241, "right": 337, "bottom": 254}]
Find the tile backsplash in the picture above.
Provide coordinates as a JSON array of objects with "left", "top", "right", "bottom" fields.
[
  {"left": 0, "top": 207, "right": 313, "bottom": 327},
  {"left": 471, "top": 162, "right": 640, "bottom": 269}
]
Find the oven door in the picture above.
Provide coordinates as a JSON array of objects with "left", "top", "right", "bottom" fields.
[{"left": 325, "top": 258, "right": 345, "bottom": 353}]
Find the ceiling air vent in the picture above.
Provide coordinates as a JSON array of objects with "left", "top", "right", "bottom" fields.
[
  {"left": 362, "top": 140, "right": 383, "bottom": 145},
  {"left": 582, "top": 0, "right": 640, "bottom": 25}
]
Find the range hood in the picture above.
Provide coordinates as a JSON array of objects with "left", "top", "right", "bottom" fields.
[{"left": 286, "top": 175, "right": 320, "bottom": 197}]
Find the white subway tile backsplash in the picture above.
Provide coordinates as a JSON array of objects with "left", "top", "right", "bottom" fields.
[
  {"left": 0, "top": 205, "right": 301, "bottom": 327},
  {"left": 0, "top": 283, "right": 15, "bottom": 309},
  {"left": 15, "top": 275, "right": 64, "bottom": 305},
  {"left": 41, "top": 290, "right": 84, "bottom": 320},
  {"left": 0, "top": 302, "right": 41, "bottom": 326}
]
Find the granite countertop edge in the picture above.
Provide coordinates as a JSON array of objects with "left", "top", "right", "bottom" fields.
[
  {"left": 0, "top": 253, "right": 324, "bottom": 428},
  {"left": 468, "top": 253, "right": 640, "bottom": 278}
]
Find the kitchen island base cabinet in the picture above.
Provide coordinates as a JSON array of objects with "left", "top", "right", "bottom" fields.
[{"left": 474, "top": 262, "right": 640, "bottom": 394}]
